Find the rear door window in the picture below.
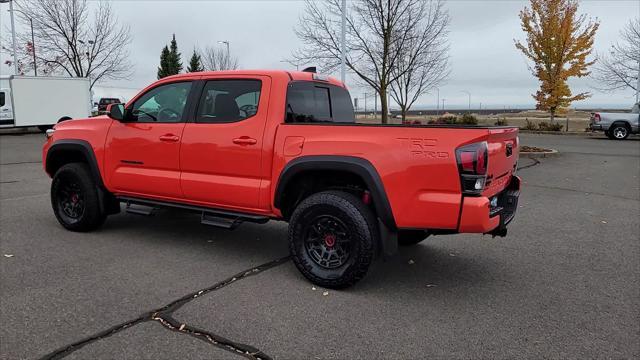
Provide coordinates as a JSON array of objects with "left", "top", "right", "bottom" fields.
[
  {"left": 196, "top": 80, "right": 262, "bottom": 123},
  {"left": 286, "top": 82, "right": 354, "bottom": 123}
]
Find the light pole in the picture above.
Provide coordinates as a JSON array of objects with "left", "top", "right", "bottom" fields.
[
  {"left": 441, "top": 98, "right": 446, "bottom": 112},
  {"left": 363, "top": 93, "right": 368, "bottom": 114},
  {"left": 218, "top": 40, "right": 230, "bottom": 68},
  {"left": 436, "top": 88, "right": 440, "bottom": 114},
  {"left": 461, "top": 90, "right": 471, "bottom": 111},
  {"left": 218, "top": 41, "right": 230, "bottom": 55},
  {"left": 7, "top": 6, "right": 36, "bottom": 76},
  {"left": 2, "top": 0, "right": 19, "bottom": 75},
  {"left": 340, "top": 0, "right": 346, "bottom": 83}
]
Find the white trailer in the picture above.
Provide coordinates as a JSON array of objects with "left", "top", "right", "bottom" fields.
[{"left": 0, "top": 76, "right": 91, "bottom": 131}]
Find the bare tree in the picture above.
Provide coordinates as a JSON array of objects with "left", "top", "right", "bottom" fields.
[
  {"left": 389, "top": 0, "right": 449, "bottom": 122},
  {"left": 291, "top": 0, "right": 438, "bottom": 124},
  {"left": 592, "top": 18, "right": 640, "bottom": 100},
  {"left": 202, "top": 46, "right": 239, "bottom": 71},
  {"left": 5, "top": 0, "right": 132, "bottom": 89}
]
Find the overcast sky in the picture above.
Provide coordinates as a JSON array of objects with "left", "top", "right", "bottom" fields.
[{"left": 1, "top": 0, "right": 639, "bottom": 109}]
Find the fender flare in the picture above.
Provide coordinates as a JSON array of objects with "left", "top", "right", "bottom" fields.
[
  {"left": 46, "top": 139, "right": 104, "bottom": 188},
  {"left": 274, "top": 155, "right": 397, "bottom": 230},
  {"left": 610, "top": 120, "right": 631, "bottom": 129}
]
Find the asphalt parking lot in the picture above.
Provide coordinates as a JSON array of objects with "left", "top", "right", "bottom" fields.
[{"left": 1, "top": 132, "right": 638, "bottom": 359}]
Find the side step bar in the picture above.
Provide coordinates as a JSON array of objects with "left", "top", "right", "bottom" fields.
[
  {"left": 125, "top": 202, "right": 156, "bottom": 216},
  {"left": 118, "top": 196, "right": 270, "bottom": 229},
  {"left": 201, "top": 213, "right": 243, "bottom": 229}
]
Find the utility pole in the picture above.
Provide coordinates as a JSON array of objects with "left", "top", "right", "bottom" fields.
[
  {"left": 436, "top": 88, "right": 440, "bottom": 115},
  {"left": 340, "top": 0, "right": 346, "bottom": 83},
  {"left": 442, "top": 98, "right": 446, "bottom": 112}
]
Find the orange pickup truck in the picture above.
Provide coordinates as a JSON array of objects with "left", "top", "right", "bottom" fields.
[{"left": 43, "top": 69, "right": 520, "bottom": 288}]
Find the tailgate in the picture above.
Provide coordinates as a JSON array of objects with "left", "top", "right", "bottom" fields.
[{"left": 483, "top": 127, "right": 519, "bottom": 197}]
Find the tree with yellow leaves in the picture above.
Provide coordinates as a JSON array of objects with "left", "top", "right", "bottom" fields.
[{"left": 515, "top": 0, "right": 599, "bottom": 121}]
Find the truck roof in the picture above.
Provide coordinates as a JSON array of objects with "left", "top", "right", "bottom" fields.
[{"left": 162, "top": 69, "right": 347, "bottom": 88}]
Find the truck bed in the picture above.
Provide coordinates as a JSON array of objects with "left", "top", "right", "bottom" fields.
[{"left": 273, "top": 123, "right": 519, "bottom": 230}]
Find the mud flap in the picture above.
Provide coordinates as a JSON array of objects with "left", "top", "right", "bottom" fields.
[{"left": 378, "top": 218, "right": 398, "bottom": 258}]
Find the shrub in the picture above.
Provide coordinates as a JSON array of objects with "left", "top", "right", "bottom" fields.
[
  {"left": 495, "top": 118, "right": 509, "bottom": 126},
  {"left": 430, "top": 115, "right": 457, "bottom": 124},
  {"left": 537, "top": 121, "right": 564, "bottom": 131},
  {"left": 524, "top": 119, "right": 537, "bottom": 130},
  {"left": 459, "top": 113, "right": 478, "bottom": 125}
]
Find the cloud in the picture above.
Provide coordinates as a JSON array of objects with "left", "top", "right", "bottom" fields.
[{"left": 1, "top": 0, "right": 637, "bottom": 108}]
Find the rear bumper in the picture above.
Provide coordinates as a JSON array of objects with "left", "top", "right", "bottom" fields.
[
  {"left": 458, "top": 175, "right": 520, "bottom": 236},
  {"left": 589, "top": 123, "right": 604, "bottom": 131}
]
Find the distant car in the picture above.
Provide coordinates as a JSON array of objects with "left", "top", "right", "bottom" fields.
[
  {"left": 97, "top": 98, "right": 122, "bottom": 114},
  {"left": 590, "top": 103, "right": 639, "bottom": 140}
]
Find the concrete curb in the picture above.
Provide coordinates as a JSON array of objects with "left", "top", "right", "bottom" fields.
[
  {"left": 518, "top": 130, "right": 605, "bottom": 137},
  {"left": 520, "top": 149, "right": 559, "bottom": 158},
  {"left": 0, "top": 127, "right": 41, "bottom": 135}
]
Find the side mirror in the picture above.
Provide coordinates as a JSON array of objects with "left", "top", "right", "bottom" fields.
[{"left": 107, "top": 103, "right": 125, "bottom": 121}]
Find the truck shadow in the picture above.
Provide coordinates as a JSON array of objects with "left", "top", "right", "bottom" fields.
[{"left": 100, "top": 208, "right": 505, "bottom": 298}]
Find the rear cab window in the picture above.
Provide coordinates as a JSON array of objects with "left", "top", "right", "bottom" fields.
[{"left": 286, "top": 81, "right": 354, "bottom": 123}]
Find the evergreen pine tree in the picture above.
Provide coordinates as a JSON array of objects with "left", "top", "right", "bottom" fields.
[
  {"left": 157, "top": 45, "right": 171, "bottom": 79},
  {"left": 168, "top": 34, "right": 183, "bottom": 74},
  {"left": 187, "top": 49, "right": 204, "bottom": 72},
  {"left": 157, "top": 34, "right": 183, "bottom": 79}
]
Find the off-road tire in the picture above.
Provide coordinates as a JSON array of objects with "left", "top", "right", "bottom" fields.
[
  {"left": 288, "top": 190, "right": 378, "bottom": 289},
  {"left": 398, "top": 230, "right": 429, "bottom": 246},
  {"left": 51, "top": 162, "right": 106, "bottom": 232}
]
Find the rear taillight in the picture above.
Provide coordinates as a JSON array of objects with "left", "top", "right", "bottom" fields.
[
  {"left": 593, "top": 113, "right": 601, "bottom": 122},
  {"left": 456, "top": 142, "right": 488, "bottom": 195}
]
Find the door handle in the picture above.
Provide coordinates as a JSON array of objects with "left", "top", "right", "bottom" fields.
[
  {"left": 159, "top": 134, "right": 180, "bottom": 142},
  {"left": 232, "top": 136, "right": 257, "bottom": 145}
]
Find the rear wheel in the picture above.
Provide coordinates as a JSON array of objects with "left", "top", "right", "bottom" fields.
[
  {"left": 288, "top": 190, "right": 378, "bottom": 289},
  {"left": 51, "top": 163, "right": 106, "bottom": 232},
  {"left": 610, "top": 124, "right": 630, "bottom": 140}
]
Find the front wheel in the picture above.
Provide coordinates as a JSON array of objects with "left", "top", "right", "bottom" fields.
[
  {"left": 51, "top": 163, "right": 106, "bottom": 232},
  {"left": 288, "top": 191, "right": 378, "bottom": 289}
]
